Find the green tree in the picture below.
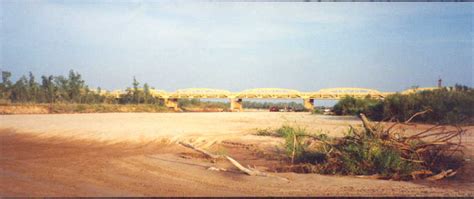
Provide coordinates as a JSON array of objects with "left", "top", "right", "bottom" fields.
[
  {"left": 333, "top": 96, "right": 382, "bottom": 116},
  {"left": 41, "top": 75, "right": 56, "bottom": 103},
  {"left": 83, "top": 85, "right": 95, "bottom": 104},
  {"left": 1, "top": 71, "right": 13, "bottom": 101},
  {"left": 11, "top": 76, "right": 29, "bottom": 102},
  {"left": 143, "top": 83, "right": 150, "bottom": 104},
  {"left": 68, "top": 70, "right": 85, "bottom": 103},
  {"left": 95, "top": 87, "right": 105, "bottom": 103},
  {"left": 356, "top": 86, "right": 474, "bottom": 124},
  {"left": 28, "top": 72, "right": 39, "bottom": 103},
  {"left": 132, "top": 76, "right": 140, "bottom": 104},
  {"left": 1, "top": 71, "right": 12, "bottom": 86},
  {"left": 54, "top": 75, "right": 70, "bottom": 102}
]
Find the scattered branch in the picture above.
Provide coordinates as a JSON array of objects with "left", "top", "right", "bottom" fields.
[
  {"left": 178, "top": 141, "right": 286, "bottom": 180},
  {"left": 426, "top": 169, "right": 457, "bottom": 181},
  {"left": 360, "top": 113, "right": 376, "bottom": 135},
  {"left": 286, "top": 112, "right": 465, "bottom": 181},
  {"left": 291, "top": 132, "right": 296, "bottom": 164},
  {"left": 225, "top": 156, "right": 268, "bottom": 177},
  {"left": 404, "top": 109, "right": 432, "bottom": 124},
  {"left": 178, "top": 141, "right": 221, "bottom": 159}
]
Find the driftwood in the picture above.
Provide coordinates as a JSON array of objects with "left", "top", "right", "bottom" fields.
[
  {"left": 291, "top": 111, "right": 463, "bottom": 180},
  {"left": 225, "top": 156, "right": 268, "bottom": 177},
  {"left": 360, "top": 113, "right": 375, "bottom": 132},
  {"left": 178, "top": 141, "right": 284, "bottom": 179},
  {"left": 410, "top": 170, "right": 433, "bottom": 180},
  {"left": 178, "top": 141, "right": 221, "bottom": 159},
  {"left": 426, "top": 169, "right": 457, "bottom": 181},
  {"left": 357, "top": 111, "right": 464, "bottom": 180},
  {"left": 291, "top": 132, "right": 297, "bottom": 164},
  {"left": 180, "top": 110, "right": 464, "bottom": 181},
  {"left": 404, "top": 109, "right": 432, "bottom": 124},
  {"left": 360, "top": 113, "right": 380, "bottom": 137}
]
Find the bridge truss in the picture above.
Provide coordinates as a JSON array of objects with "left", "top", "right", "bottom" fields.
[{"left": 100, "top": 87, "right": 439, "bottom": 111}]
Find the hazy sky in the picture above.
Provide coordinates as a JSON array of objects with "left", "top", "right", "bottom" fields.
[{"left": 1, "top": 1, "right": 472, "bottom": 93}]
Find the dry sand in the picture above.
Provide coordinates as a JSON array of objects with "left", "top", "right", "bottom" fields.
[
  {"left": 0, "top": 112, "right": 359, "bottom": 144},
  {"left": 0, "top": 112, "right": 473, "bottom": 196}
]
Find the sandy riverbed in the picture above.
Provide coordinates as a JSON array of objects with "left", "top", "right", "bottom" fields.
[{"left": 1, "top": 112, "right": 473, "bottom": 196}]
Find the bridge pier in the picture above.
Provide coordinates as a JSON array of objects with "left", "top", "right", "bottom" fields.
[
  {"left": 303, "top": 98, "right": 314, "bottom": 111},
  {"left": 164, "top": 98, "right": 179, "bottom": 111},
  {"left": 230, "top": 98, "right": 243, "bottom": 112}
]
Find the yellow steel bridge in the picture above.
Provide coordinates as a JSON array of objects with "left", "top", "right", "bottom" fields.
[{"left": 105, "top": 87, "right": 439, "bottom": 111}]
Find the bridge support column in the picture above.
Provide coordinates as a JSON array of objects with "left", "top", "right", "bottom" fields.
[
  {"left": 303, "top": 98, "right": 314, "bottom": 111},
  {"left": 230, "top": 98, "right": 243, "bottom": 112},
  {"left": 164, "top": 98, "right": 179, "bottom": 111}
]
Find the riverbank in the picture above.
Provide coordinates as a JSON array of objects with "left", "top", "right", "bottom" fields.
[{"left": 0, "top": 104, "right": 172, "bottom": 114}]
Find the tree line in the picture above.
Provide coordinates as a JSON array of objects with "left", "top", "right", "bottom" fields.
[
  {"left": 0, "top": 70, "right": 312, "bottom": 110},
  {"left": 3, "top": 69, "right": 472, "bottom": 122},
  {"left": 332, "top": 85, "right": 474, "bottom": 124},
  {"left": 0, "top": 70, "right": 160, "bottom": 105}
]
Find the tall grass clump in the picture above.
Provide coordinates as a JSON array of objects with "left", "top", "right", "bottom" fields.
[
  {"left": 323, "top": 126, "right": 421, "bottom": 178},
  {"left": 278, "top": 125, "right": 307, "bottom": 163},
  {"left": 271, "top": 125, "right": 330, "bottom": 164}
]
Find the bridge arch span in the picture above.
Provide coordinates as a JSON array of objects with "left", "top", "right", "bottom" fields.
[
  {"left": 237, "top": 88, "right": 302, "bottom": 99},
  {"left": 171, "top": 88, "right": 232, "bottom": 98},
  {"left": 318, "top": 87, "right": 382, "bottom": 94},
  {"left": 304, "top": 87, "right": 385, "bottom": 99}
]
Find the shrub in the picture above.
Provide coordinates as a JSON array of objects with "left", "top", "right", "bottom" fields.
[
  {"left": 333, "top": 96, "right": 382, "bottom": 116},
  {"left": 379, "top": 87, "right": 474, "bottom": 124},
  {"left": 279, "top": 114, "right": 465, "bottom": 180},
  {"left": 311, "top": 108, "right": 322, "bottom": 114},
  {"left": 333, "top": 86, "right": 474, "bottom": 124}
]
